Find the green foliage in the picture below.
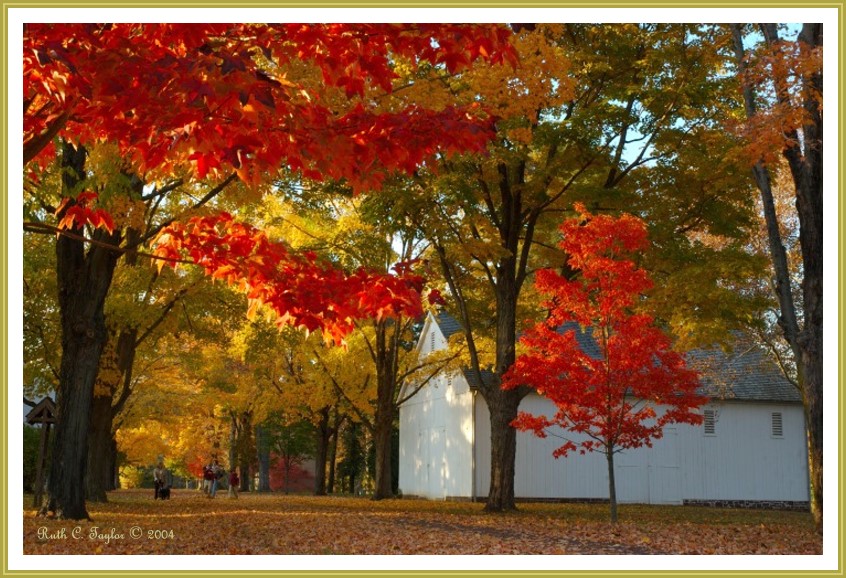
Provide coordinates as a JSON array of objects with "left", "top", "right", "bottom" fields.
[
  {"left": 338, "top": 421, "right": 366, "bottom": 494},
  {"left": 264, "top": 413, "right": 317, "bottom": 464},
  {"left": 23, "top": 425, "right": 44, "bottom": 493},
  {"left": 23, "top": 233, "right": 60, "bottom": 396}
]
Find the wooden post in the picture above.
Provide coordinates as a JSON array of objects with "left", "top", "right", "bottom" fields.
[
  {"left": 26, "top": 398, "right": 56, "bottom": 509},
  {"left": 33, "top": 419, "right": 51, "bottom": 507}
]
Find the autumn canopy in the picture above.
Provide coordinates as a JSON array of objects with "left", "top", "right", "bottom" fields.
[
  {"left": 25, "top": 23, "right": 516, "bottom": 188},
  {"left": 25, "top": 22, "right": 517, "bottom": 342},
  {"left": 23, "top": 22, "right": 518, "bottom": 520},
  {"left": 20, "top": 21, "right": 823, "bottom": 536}
]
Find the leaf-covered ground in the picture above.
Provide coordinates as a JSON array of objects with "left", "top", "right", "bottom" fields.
[{"left": 23, "top": 490, "right": 821, "bottom": 555}]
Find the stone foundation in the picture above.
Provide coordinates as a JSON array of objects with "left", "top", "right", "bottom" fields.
[
  {"left": 682, "top": 499, "right": 810, "bottom": 511},
  {"left": 412, "top": 495, "right": 810, "bottom": 511}
]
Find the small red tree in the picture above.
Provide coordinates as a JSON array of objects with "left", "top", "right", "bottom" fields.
[{"left": 502, "top": 205, "right": 706, "bottom": 522}]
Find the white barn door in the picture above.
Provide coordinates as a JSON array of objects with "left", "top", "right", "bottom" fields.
[
  {"left": 650, "top": 427, "right": 681, "bottom": 504},
  {"left": 614, "top": 427, "right": 681, "bottom": 504},
  {"left": 616, "top": 451, "right": 649, "bottom": 503}
]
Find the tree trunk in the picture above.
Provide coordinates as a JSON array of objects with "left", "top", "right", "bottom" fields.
[
  {"left": 351, "top": 317, "right": 408, "bottom": 501},
  {"left": 371, "top": 408, "right": 395, "bottom": 500},
  {"left": 484, "top": 387, "right": 520, "bottom": 511},
  {"left": 229, "top": 414, "right": 238, "bottom": 483},
  {"left": 327, "top": 412, "right": 341, "bottom": 494},
  {"left": 732, "top": 23, "right": 823, "bottom": 532},
  {"left": 85, "top": 394, "right": 113, "bottom": 502},
  {"left": 484, "top": 247, "right": 529, "bottom": 512},
  {"left": 86, "top": 223, "right": 143, "bottom": 503},
  {"left": 230, "top": 411, "right": 254, "bottom": 492},
  {"left": 371, "top": 321, "right": 399, "bottom": 500},
  {"left": 788, "top": 22, "right": 823, "bottom": 534},
  {"left": 109, "top": 437, "right": 118, "bottom": 490},
  {"left": 86, "top": 327, "right": 136, "bottom": 501},
  {"left": 313, "top": 406, "right": 330, "bottom": 495},
  {"left": 255, "top": 425, "right": 271, "bottom": 492},
  {"left": 607, "top": 450, "right": 618, "bottom": 523},
  {"left": 45, "top": 142, "right": 121, "bottom": 520}
]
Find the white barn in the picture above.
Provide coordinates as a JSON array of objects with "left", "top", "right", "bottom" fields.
[{"left": 398, "top": 312, "right": 810, "bottom": 508}]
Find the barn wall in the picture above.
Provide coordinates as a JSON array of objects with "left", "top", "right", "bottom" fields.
[
  {"left": 403, "top": 313, "right": 809, "bottom": 506},
  {"left": 682, "top": 400, "right": 809, "bottom": 503},
  {"left": 398, "top": 322, "right": 473, "bottom": 499},
  {"left": 474, "top": 394, "right": 809, "bottom": 505},
  {"left": 473, "top": 395, "right": 609, "bottom": 501}
]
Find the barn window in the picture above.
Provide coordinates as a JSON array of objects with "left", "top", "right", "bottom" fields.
[
  {"left": 703, "top": 409, "right": 717, "bottom": 436},
  {"left": 771, "top": 412, "right": 784, "bottom": 438},
  {"left": 430, "top": 332, "right": 436, "bottom": 352}
]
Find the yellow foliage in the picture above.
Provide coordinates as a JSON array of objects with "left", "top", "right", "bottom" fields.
[
  {"left": 460, "top": 25, "right": 573, "bottom": 123},
  {"left": 448, "top": 332, "right": 496, "bottom": 372},
  {"left": 116, "top": 422, "right": 171, "bottom": 468},
  {"left": 117, "top": 466, "right": 145, "bottom": 489}
]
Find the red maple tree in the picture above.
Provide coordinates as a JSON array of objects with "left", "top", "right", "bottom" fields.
[
  {"left": 24, "top": 23, "right": 517, "bottom": 520},
  {"left": 502, "top": 205, "right": 705, "bottom": 522},
  {"left": 32, "top": 22, "right": 517, "bottom": 342},
  {"left": 151, "top": 213, "right": 434, "bottom": 345},
  {"left": 24, "top": 23, "right": 516, "bottom": 190}
]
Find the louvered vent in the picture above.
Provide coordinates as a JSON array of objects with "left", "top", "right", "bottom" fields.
[
  {"left": 771, "top": 412, "right": 784, "bottom": 437},
  {"left": 703, "top": 409, "right": 716, "bottom": 436}
]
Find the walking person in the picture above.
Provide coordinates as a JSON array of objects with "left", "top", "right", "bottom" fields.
[
  {"left": 203, "top": 462, "right": 214, "bottom": 497},
  {"left": 209, "top": 459, "right": 222, "bottom": 498}
]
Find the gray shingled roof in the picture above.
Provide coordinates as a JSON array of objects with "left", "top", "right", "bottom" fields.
[
  {"left": 558, "top": 322, "right": 604, "bottom": 360},
  {"left": 686, "top": 340, "right": 801, "bottom": 403},
  {"left": 430, "top": 312, "right": 801, "bottom": 403},
  {"left": 462, "top": 368, "right": 498, "bottom": 389},
  {"left": 433, "top": 312, "right": 496, "bottom": 388},
  {"left": 435, "top": 311, "right": 463, "bottom": 339}
]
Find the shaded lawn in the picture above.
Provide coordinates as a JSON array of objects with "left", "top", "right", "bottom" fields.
[{"left": 23, "top": 489, "right": 821, "bottom": 555}]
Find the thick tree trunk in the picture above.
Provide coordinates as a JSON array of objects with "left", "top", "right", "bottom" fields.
[
  {"left": 240, "top": 467, "right": 249, "bottom": 492},
  {"left": 86, "top": 219, "right": 143, "bottom": 503},
  {"left": 313, "top": 407, "right": 331, "bottom": 495},
  {"left": 371, "top": 334, "right": 396, "bottom": 499},
  {"left": 484, "top": 250, "right": 527, "bottom": 511},
  {"left": 803, "top": 336, "right": 823, "bottom": 530},
  {"left": 732, "top": 23, "right": 824, "bottom": 532},
  {"left": 86, "top": 328, "right": 136, "bottom": 501},
  {"left": 45, "top": 142, "right": 121, "bottom": 520},
  {"left": 370, "top": 319, "right": 401, "bottom": 500},
  {"left": 790, "top": 23, "right": 824, "bottom": 533},
  {"left": 371, "top": 406, "right": 395, "bottom": 500},
  {"left": 85, "top": 395, "right": 113, "bottom": 502},
  {"left": 484, "top": 387, "right": 520, "bottom": 511}
]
